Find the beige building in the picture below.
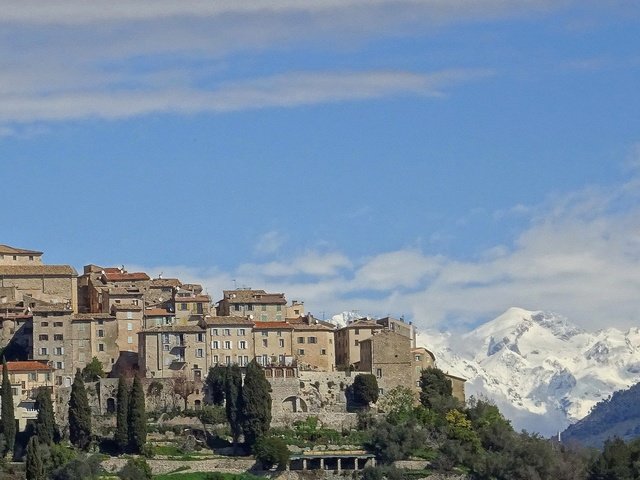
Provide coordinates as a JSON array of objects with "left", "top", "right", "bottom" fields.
[
  {"left": 206, "top": 316, "right": 254, "bottom": 367},
  {"left": 175, "top": 291, "right": 212, "bottom": 325},
  {"left": 253, "top": 321, "right": 294, "bottom": 366},
  {"left": 335, "top": 319, "right": 383, "bottom": 369},
  {"left": 0, "top": 245, "right": 77, "bottom": 312},
  {"left": 217, "top": 289, "right": 287, "bottom": 322},
  {"left": 359, "top": 330, "right": 412, "bottom": 396},
  {"left": 1, "top": 361, "right": 55, "bottom": 431},
  {"left": 290, "top": 315, "right": 336, "bottom": 371}
]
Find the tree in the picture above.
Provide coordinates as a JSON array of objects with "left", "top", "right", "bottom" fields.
[
  {"left": 172, "top": 374, "right": 195, "bottom": 410},
  {"left": 353, "top": 374, "right": 379, "bottom": 408},
  {"left": 224, "top": 364, "right": 243, "bottom": 451},
  {"left": 419, "top": 367, "right": 456, "bottom": 413},
  {"left": 34, "top": 387, "right": 57, "bottom": 445},
  {"left": 118, "top": 457, "right": 152, "bottom": 480},
  {"left": 205, "top": 365, "right": 226, "bottom": 406},
  {"left": 114, "top": 376, "right": 129, "bottom": 452},
  {"left": 69, "top": 371, "right": 91, "bottom": 450},
  {"left": 378, "top": 386, "right": 417, "bottom": 423},
  {"left": 26, "top": 436, "right": 45, "bottom": 480},
  {"left": 81, "top": 357, "right": 104, "bottom": 383},
  {"left": 241, "top": 360, "right": 272, "bottom": 447},
  {"left": 253, "top": 435, "right": 289, "bottom": 470},
  {"left": 127, "top": 376, "right": 146, "bottom": 453},
  {"left": 1, "top": 357, "right": 16, "bottom": 456}
]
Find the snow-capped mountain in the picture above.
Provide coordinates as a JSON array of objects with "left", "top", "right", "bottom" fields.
[
  {"left": 330, "top": 310, "right": 367, "bottom": 328},
  {"left": 418, "top": 307, "right": 640, "bottom": 436}
]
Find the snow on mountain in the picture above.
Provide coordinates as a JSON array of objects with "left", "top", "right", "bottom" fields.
[
  {"left": 330, "top": 310, "right": 367, "bottom": 328},
  {"left": 418, "top": 307, "right": 640, "bottom": 436}
]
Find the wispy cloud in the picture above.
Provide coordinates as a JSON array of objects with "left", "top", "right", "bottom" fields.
[{"left": 254, "top": 231, "right": 287, "bottom": 256}]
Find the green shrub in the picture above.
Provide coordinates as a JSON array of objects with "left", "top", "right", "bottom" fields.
[
  {"left": 118, "top": 457, "right": 152, "bottom": 480},
  {"left": 253, "top": 436, "right": 290, "bottom": 470}
]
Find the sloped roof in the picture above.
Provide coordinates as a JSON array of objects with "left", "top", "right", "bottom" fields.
[
  {"left": 0, "top": 361, "right": 53, "bottom": 372},
  {"left": 0, "top": 245, "right": 43, "bottom": 256},
  {"left": 253, "top": 322, "right": 293, "bottom": 330},
  {"left": 103, "top": 271, "right": 150, "bottom": 282},
  {"left": 205, "top": 316, "right": 254, "bottom": 326},
  {"left": 0, "top": 265, "right": 77, "bottom": 275},
  {"left": 222, "top": 289, "right": 287, "bottom": 305}
]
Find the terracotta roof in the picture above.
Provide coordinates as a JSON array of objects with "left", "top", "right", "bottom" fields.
[
  {"left": 0, "top": 361, "right": 53, "bottom": 372},
  {"left": 0, "top": 245, "right": 43, "bottom": 256},
  {"left": 150, "top": 278, "right": 181, "bottom": 288},
  {"left": 253, "top": 322, "right": 293, "bottom": 330},
  {"left": 140, "top": 325, "right": 205, "bottom": 333},
  {"left": 144, "top": 308, "right": 175, "bottom": 316},
  {"left": 72, "top": 313, "right": 115, "bottom": 321},
  {"left": 412, "top": 347, "right": 436, "bottom": 361},
  {"left": 110, "top": 304, "right": 142, "bottom": 311},
  {"left": 32, "top": 304, "right": 72, "bottom": 313},
  {"left": 222, "top": 289, "right": 287, "bottom": 305},
  {"left": 205, "top": 315, "right": 254, "bottom": 326},
  {"left": 0, "top": 265, "right": 76, "bottom": 276},
  {"left": 175, "top": 295, "right": 210, "bottom": 303},
  {"left": 103, "top": 272, "right": 150, "bottom": 282}
]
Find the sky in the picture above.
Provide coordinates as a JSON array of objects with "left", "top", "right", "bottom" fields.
[{"left": 1, "top": 1, "right": 639, "bottom": 333}]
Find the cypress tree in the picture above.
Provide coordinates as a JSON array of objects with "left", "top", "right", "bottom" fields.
[
  {"left": 241, "top": 360, "right": 272, "bottom": 447},
  {"left": 25, "top": 436, "right": 45, "bottom": 480},
  {"left": 69, "top": 370, "right": 92, "bottom": 450},
  {"left": 34, "top": 387, "right": 57, "bottom": 445},
  {"left": 205, "top": 365, "right": 226, "bottom": 406},
  {"left": 0, "top": 357, "right": 16, "bottom": 456},
  {"left": 127, "top": 375, "right": 146, "bottom": 453},
  {"left": 224, "top": 364, "right": 243, "bottom": 451},
  {"left": 114, "top": 375, "right": 129, "bottom": 452}
]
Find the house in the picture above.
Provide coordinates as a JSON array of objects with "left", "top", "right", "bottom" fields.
[
  {"left": 217, "top": 289, "right": 287, "bottom": 322},
  {"left": 334, "top": 319, "right": 383, "bottom": 369}
]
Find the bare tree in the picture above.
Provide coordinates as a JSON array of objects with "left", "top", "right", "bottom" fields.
[{"left": 172, "top": 374, "right": 196, "bottom": 410}]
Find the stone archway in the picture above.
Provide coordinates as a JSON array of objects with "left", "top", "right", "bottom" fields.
[
  {"left": 283, "top": 396, "right": 308, "bottom": 413},
  {"left": 106, "top": 397, "right": 116, "bottom": 414}
]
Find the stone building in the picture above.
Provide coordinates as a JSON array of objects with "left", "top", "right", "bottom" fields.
[
  {"left": 77, "top": 265, "right": 150, "bottom": 314},
  {"left": 174, "top": 290, "right": 211, "bottom": 325},
  {"left": 206, "top": 315, "right": 254, "bottom": 367},
  {"left": 358, "top": 330, "right": 412, "bottom": 395},
  {"left": 0, "top": 296, "right": 33, "bottom": 355},
  {"left": 0, "top": 360, "right": 55, "bottom": 431},
  {"left": 0, "top": 245, "right": 77, "bottom": 312},
  {"left": 334, "top": 319, "right": 383, "bottom": 369},
  {"left": 217, "top": 289, "right": 287, "bottom": 322}
]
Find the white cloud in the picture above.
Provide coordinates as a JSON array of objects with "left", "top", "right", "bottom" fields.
[
  {"left": 254, "top": 231, "right": 287, "bottom": 256},
  {"left": 132, "top": 173, "right": 640, "bottom": 333}
]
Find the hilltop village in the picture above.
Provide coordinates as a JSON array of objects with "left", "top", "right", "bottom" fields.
[{"left": 0, "top": 244, "right": 464, "bottom": 430}]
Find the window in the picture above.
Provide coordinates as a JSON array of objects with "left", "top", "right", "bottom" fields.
[
  {"left": 260, "top": 314, "right": 268, "bottom": 321},
  {"left": 127, "top": 336, "right": 133, "bottom": 344},
  {"left": 276, "top": 305, "right": 282, "bottom": 311},
  {"left": 29, "top": 372, "right": 37, "bottom": 381},
  {"left": 212, "top": 328, "right": 219, "bottom": 336},
  {"left": 308, "top": 336, "right": 317, "bottom": 344},
  {"left": 54, "top": 334, "right": 63, "bottom": 341},
  {"left": 212, "top": 340, "right": 220, "bottom": 349},
  {"left": 29, "top": 255, "right": 34, "bottom": 261},
  {"left": 297, "top": 337, "right": 305, "bottom": 344},
  {"left": 237, "top": 328, "right": 245, "bottom": 336},
  {"left": 234, "top": 304, "right": 241, "bottom": 311},
  {"left": 224, "top": 340, "right": 231, "bottom": 349},
  {"left": 127, "top": 322, "right": 133, "bottom": 331},
  {"left": 247, "top": 304, "right": 253, "bottom": 311},
  {"left": 197, "top": 333, "right": 204, "bottom": 342},
  {"left": 162, "top": 333, "right": 170, "bottom": 343},
  {"left": 354, "top": 328, "right": 359, "bottom": 335},
  {"left": 277, "top": 330, "right": 282, "bottom": 337},
  {"left": 415, "top": 355, "right": 421, "bottom": 361},
  {"left": 262, "top": 339, "right": 268, "bottom": 347},
  {"left": 261, "top": 305, "right": 267, "bottom": 311},
  {"left": 98, "top": 329, "right": 105, "bottom": 338},
  {"left": 54, "top": 322, "right": 63, "bottom": 327},
  {"left": 98, "top": 343, "right": 105, "bottom": 352},
  {"left": 55, "top": 376, "right": 62, "bottom": 386},
  {"left": 275, "top": 314, "right": 282, "bottom": 321},
  {"left": 239, "top": 356, "right": 248, "bottom": 366},
  {"left": 39, "top": 347, "right": 48, "bottom": 355},
  {"left": 54, "top": 347, "right": 64, "bottom": 355},
  {"left": 225, "top": 356, "right": 231, "bottom": 365},
  {"left": 98, "top": 320, "right": 104, "bottom": 325},
  {"left": 321, "top": 348, "right": 327, "bottom": 355},
  {"left": 56, "top": 362, "right": 64, "bottom": 369},
  {"left": 355, "top": 340, "right": 359, "bottom": 346},
  {"left": 38, "top": 334, "right": 48, "bottom": 341},
  {"left": 11, "top": 387, "right": 18, "bottom": 396},
  {"left": 127, "top": 311, "right": 133, "bottom": 319},
  {"left": 279, "top": 339, "right": 284, "bottom": 348},
  {"left": 180, "top": 303, "right": 188, "bottom": 310},
  {"left": 239, "top": 341, "right": 247, "bottom": 350},
  {"left": 41, "top": 322, "right": 49, "bottom": 327},
  {"left": 78, "top": 323, "right": 86, "bottom": 332},
  {"left": 297, "top": 349, "right": 305, "bottom": 355},
  {"left": 224, "top": 328, "right": 231, "bottom": 336},
  {"left": 376, "top": 368, "right": 383, "bottom": 378},
  {"left": 196, "top": 348, "right": 204, "bottom": 358},
  {"left": 163, "top": 344, "right": 169, "bottom": 351},
  {"left": 261, "top": 331, "right": 268, "bottom": 337},
  {"left": 378, "top": 388, "right": 384, "bottom": 395},
  {"left": 213, "top": 355, "right": 219, "bottom": 363}
]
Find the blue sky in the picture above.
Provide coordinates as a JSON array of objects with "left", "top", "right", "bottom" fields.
[{"left": 2, "top": 1, "right": 639, "bottom": 331}]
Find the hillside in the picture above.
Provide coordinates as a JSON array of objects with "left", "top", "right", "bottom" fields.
[{"left": 561, "top": 381, "right": 640, "bottom": 448}]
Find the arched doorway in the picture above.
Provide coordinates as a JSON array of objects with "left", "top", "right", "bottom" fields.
[
  {"left": 106, "top": 397, "right": 116, "bottom": 413},
  {"left": 283, "top": 396, "right": 308, "bottom": 413}
]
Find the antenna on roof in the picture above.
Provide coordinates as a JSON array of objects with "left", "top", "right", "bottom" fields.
[{"left": 232, "top": 279, "right": 237, "bottom": 289}]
